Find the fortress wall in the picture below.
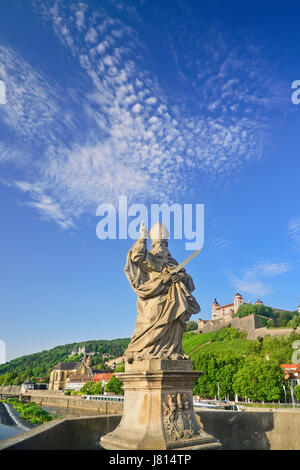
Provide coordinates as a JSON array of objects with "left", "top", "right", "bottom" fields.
[
  {"left": 231, "top": 314, "right": 258, "bottom": 340},
  {"left": 198, "top": 313, "right": 300, "bottom": 340},
  {"left": 197, "top": 320, "right": 232, "bottom": 334},
  {"left": 253, "top": 327, "right": 300, "bottom": 339}
]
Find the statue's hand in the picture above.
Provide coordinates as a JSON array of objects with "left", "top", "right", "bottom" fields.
[
  {"left": 170, "top": 273, "right": 183, "bottom": 283},
  {"left": 139, "top": 221, "right": 148, "bottom": 239},
  {"left": 162, "top": 272, "right": 183, "bottom": 285}
]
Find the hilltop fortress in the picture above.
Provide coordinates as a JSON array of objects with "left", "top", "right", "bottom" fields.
[{"left": 197, "top": 293, "right": 300, "bottom": 340}]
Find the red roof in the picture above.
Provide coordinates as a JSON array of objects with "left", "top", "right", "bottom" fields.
[
  {"left": 92, "top": 373, "right": 114, "bottom": 382},
  {"left": 280, "top": 364, "right": 300, "bottom": 380},
  {"left": 216, "top": 303, "right": 234, "bottom": 309},
  {"left": 280, "top": 364, "right": 300, "bottom": 372}
]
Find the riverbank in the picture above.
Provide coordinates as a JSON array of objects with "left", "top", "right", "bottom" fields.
[
  {"left": 2, "top": 402, "right": 35, "bottom": 431},
  {"left": 3, "top": 399, "right": 54, "bottom": 425}
]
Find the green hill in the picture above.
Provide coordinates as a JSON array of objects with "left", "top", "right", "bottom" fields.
[
  {"left": 182, "top": 326, "right": 300, "bottom": 401},
  {"left": 0, "top": 338, "right": 130, "bottom": 386},
  {"left": 183, "top": 325, "right": 300, "bottom": 363},
  {"left": 1, "top": 327, "right": 300, "bottom": 402}
]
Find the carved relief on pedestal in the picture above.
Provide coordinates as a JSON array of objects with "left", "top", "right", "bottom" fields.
[{"left": 162, "top": 392, "right": 201, "bottom": 442}]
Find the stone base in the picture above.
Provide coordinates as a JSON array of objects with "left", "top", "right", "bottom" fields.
[{"left": 100, "top": 359, "right": 221, "bottom": 450}]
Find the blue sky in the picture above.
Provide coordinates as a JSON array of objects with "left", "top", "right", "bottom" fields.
[{"left": 0, "top": 0, "right": 300, "bottom": 361}]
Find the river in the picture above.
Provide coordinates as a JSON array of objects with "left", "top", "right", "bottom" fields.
[
  {"left": 0, "top": 402, "right": 92, "bottom": 442},
  {"left": 0, "top": 403, "right": 24, "bottom": 441}
]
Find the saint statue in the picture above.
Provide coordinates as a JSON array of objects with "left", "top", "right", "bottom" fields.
[{"left": 124, "top": 222, "right": 200, "bottom": 362}]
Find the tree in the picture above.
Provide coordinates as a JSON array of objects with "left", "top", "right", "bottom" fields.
[
  {"left": 185, "top": 321, "right": 198, "bottom": 332},
  {"left": 232, "top": 357, "right": 284, "bottom": 402},
  {"left": 105, "top": 375, "right": 124, "bottom": 395},
  {"left": 293, "top": 385, "right": 300, "bottom": 402},
  {"left": 80, "top": 381, "right": 104, "bottom": 395},
  {"left": 193, "top": 351, "right": 244, "bottom": 400},
  {"left": 287, "top": 315, "right": 300, "bottom": 331},
  {"left": 278, "top": 311, "right": 294, "bottom": 327},
  {"left": 114, "top": 362, "right": 125, "bottom": 372},
  {"left": 267, "top": 318, "right": 274, "bottom": 328},
  {"left": 236, "top": 304, "right": 274, "bottom": 318}
]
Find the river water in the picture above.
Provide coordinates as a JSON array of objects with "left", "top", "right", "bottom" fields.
[
  {"left": 0, "top": 403, "right": 92, "bottom": 442},
  {"left": 0, "top": 403, "right": 24, "bottom": 441},
  {"left": 0, "top": 402, "right": 95, "bottom": 442}
]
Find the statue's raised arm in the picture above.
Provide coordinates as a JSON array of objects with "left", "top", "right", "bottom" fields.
[{"left": 124, "top": 222, "right": 200, "bottom": 363}]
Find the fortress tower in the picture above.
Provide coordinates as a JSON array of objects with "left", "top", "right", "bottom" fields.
[
  {"left": 211, "top": 298, "right": 220, "bottom": 321},
  {"left": 234, "top": 292, "right": 244, "bottom": 312}
]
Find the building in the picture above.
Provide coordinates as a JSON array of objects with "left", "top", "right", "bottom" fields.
[
  {"left": 20, "top": 379, "right": 35, "bottom": 394},
  {"left": 280, "top": 364, "right": 300, "bottom": 387},
  {"left": 198, "top": 294, "right": 299, "bottom": 335},
  {"left": 68, "top": 346, "right": 87, "bottom": 357},
  {"left": 92, "top": 372, "right": 114, "bottom": 386},
  {"left": 21, "top": 379, "right": 48, "bottom": 393},
  {"left": 49, "top": 353, "right": 114, "bottom": 391},
  {"left": 65, "top": 374, "right": 93, "bottom": 391},
  {"left": 49, "top": 353, "right": 93, "bottom": 391},
  {"left": 198, "top": 293, "right": 244, "bottom": 330},
  {"left": 211, "top": 293, "right": 244, "bottom": 321}
]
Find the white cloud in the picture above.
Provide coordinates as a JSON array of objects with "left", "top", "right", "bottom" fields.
[
  {"left": 212, "top": 238, "right": 230, "bottom": 249},
  {"left": 145, "top": 96, "right": 157, "bottom": 105},
  {"left": 85, "top": 27, "right": 98, "bottom": 43},
  {"left": 288, "top": 217, "right": 300, "bottom": 251},
  {"left": 10, "top": 180, "right": 75, "bottom": 229},
  {"left": 229, "top": 259, "right": 292, "bottom": 297},
  {"left": 249, "top": 261, "right": 292, "bottom": 278},
  {"left": 132, "top": 103, "right": 142, "bottom": 114},
  {"left": 0, "top": 1, "right": 275, "bottom": 229},
  {"left": 229, "top": 275, "right": 272, "bottom": 297}
]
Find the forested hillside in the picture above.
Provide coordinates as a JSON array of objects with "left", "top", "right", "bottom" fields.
[
  {"left": 1, "top": 326, "right": 300, "bottom": 403},
  {"left": 0, "top": 338, "right": 130, "bottom": 385}
]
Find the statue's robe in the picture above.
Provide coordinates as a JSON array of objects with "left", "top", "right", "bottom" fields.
[{"left": 124, "top": 238, "right": 200, "bottom": 361}]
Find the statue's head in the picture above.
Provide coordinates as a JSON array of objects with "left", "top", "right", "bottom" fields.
[{"left": 149, "top": 223, "right": 171, "bottom": 261}]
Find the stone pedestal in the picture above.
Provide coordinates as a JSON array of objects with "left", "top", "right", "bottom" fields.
[{"left": 100, "top": 359, "right": 221, "bottom": 450}]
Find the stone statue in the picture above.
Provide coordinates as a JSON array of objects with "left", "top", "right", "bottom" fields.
[
  {"left": 124, "top": 222, "right": 200, "bottom": 363},
  {"left": 100, "top": 221, "right": 222, "bottom": 450}
]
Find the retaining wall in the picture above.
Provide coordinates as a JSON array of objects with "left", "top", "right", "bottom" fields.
[
  {"left": 1, "top": 409, "right": 300, "bottom": 450},
  {"left": 199, "top": 314, "right": 300, "bottom": 340},
  {"left": 26, "top": 391, "right": 123, "bottom": 415}
]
